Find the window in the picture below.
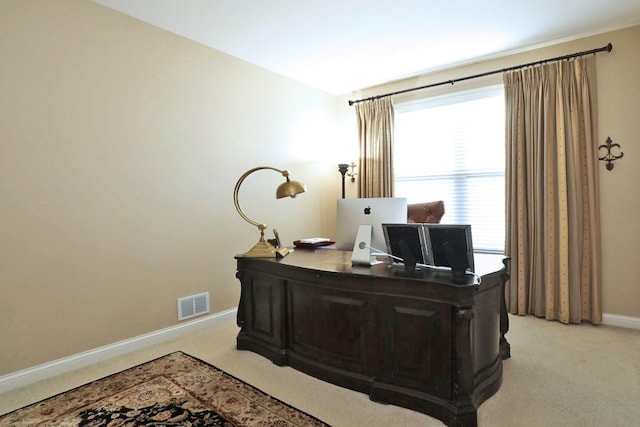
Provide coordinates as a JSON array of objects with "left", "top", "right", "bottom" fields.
[{"left": 394, "top": 85, "right": 505, "bottom": 253}]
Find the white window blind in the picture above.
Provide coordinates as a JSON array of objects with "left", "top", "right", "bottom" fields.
[{"left": 394, "top": 85, "right": 505, "bottom": 253}]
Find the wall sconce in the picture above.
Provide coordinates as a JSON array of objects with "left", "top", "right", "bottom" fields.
[
  {"left": 599, "top": 137, "right": 624, "bottom": 171},
  {"left": 233, "top": 166, "right": 306, "bottom": 257},
  {"left": 338, "top": 162, "right": 358, "bottom": 198},
  {"left": 347, "top": 162, "right": 358, "bottom": 182}
]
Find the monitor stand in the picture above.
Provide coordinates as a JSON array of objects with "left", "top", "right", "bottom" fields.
[{"left": 351, "top": 225, "right": 383, "bottom": 266}]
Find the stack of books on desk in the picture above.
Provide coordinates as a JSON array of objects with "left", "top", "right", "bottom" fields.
[{"left": 293, "top": 238, "right": 335, "bottom": 248}]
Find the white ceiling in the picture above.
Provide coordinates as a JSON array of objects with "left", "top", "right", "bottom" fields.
[{"left": 94, "top": 0, "right": 640, "bottom": 95}]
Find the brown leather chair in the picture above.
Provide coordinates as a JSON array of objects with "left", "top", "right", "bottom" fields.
[{"left": 407, "top": 200, "right": 445, "bottom": 223}]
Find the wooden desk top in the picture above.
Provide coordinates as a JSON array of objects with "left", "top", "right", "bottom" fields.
[{"left": 236, "top": 248, "right": 507, "bottom": 288}]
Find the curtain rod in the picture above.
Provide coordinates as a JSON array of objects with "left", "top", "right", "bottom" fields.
[{"left": 348, "top": 43, "right": 613, "bottom": 106}]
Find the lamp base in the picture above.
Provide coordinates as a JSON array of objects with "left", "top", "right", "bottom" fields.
[{"left": 243, "top": 239, "right": 290, "bottom": 258}]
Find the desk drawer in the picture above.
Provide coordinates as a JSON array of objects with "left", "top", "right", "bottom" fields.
[{"left": 287, "top": 280, "right": 376, "bottom": 374}]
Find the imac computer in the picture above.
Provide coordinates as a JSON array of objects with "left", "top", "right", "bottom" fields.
[{"left": 335, "top": 197, "right": 408, "bottom": 253}]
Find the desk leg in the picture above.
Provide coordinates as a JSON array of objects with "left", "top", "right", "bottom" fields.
[
  {"left": 453, "top": 307, "right": 478, "bottom": 427},
  {"left": 235, "top": 270, "right": 245, "bottom": 328},
  {"left": 499, "top": 258, "right": 511, "bottom": 360}
]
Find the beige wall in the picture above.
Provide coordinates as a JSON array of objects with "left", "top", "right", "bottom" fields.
[
  {"left": 354, "top": 25, "right": 640, "bottom": 320},
  {"left": 0, "top": 0, "right": 353, "bottom": 375}
]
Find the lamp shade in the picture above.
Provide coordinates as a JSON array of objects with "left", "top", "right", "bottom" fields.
[{"left": 276, "top": 179, "right": 307, "bottom": 199}]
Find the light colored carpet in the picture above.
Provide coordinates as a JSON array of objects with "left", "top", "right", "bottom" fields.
[{"left": 1, "top": 314, "right": 639, "bottom": 426}]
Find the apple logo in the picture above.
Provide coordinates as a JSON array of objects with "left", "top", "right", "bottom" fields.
[{"left": 364, "top": 205, "right": 371, "bottom": 215}]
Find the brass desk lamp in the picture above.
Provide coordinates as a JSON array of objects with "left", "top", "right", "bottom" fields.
[{"left": 233, "top": 166, "right": 306, "bottom": 257}]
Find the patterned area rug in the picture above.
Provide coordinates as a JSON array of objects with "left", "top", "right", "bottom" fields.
[{"left": 0, "top": 352, "right": 330, "bottom": 426}]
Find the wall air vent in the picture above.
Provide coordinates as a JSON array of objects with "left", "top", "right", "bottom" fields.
[{"left": 177, "top": 292, "right": 210, "bottom": 321}]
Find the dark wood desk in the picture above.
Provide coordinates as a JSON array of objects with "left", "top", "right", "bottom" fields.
[{"left": 235, "top": 249, "right": 510, "bottom": 427}]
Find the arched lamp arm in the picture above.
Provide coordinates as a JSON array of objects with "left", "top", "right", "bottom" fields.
[{"left": 233, "top": 166, "right": 289, "bottom": 234}]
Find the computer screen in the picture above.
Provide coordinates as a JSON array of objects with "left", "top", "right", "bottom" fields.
[
  {"left": 335, "top": 197, "right": 408, "bottom": 252},
  {"left": 423, "top": 224, "right": 474, "bottom": 274},
  {"left": 382, "top": 223, "right": 428, "bottom": 267}
]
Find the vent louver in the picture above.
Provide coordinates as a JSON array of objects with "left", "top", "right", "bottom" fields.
[{"left": 177, "top": 292, "right": 210, "bottom": 321}]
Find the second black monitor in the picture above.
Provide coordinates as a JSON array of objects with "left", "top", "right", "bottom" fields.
[{"left": 423, "top": 224, "right": 474, "bottom": 274}]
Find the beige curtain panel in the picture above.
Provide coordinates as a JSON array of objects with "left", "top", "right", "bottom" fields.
[
  {"left": 504, "top": 56, "right": 602, "bottom": 324},
  {"left": 355, "top": 98, "right": 395, "bottom": 198}
]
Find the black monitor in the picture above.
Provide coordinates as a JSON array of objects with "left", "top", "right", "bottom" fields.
[
  {"left": 423, "top": 224, "right": 474, "bottom": 277},
  {"left": 382, "top": 223, "right": 428, "bottom": 270}
]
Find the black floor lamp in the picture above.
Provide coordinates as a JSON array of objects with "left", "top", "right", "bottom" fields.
[
  {"left": 338, "top": 164, "right": 348, "bottom": 198},
  {"left": 338, "top": 163, "right": 357, "bottom": 199}
]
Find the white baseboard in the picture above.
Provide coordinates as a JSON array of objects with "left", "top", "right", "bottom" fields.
[
  {"left": 0, "top": 309, "right": 237, "bottom": 395},
  {"left": 602, "top": 313, "right": 640, "bottom": 330}
]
